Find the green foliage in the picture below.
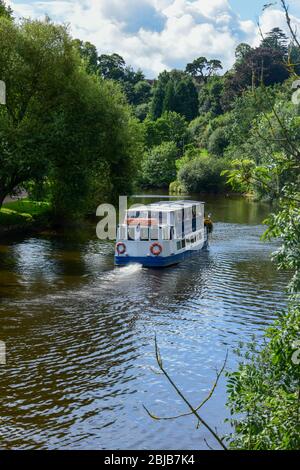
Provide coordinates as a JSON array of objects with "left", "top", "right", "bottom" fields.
[
  {"left": 176, "top": 146, "right": 208, "bottom": 171},
  {"left": 151, "top": 70, "right": 198, "bottom": 121},
  {"left": 227, "top": 304, "right": 300, "bottom": 450},
  {"left": 0, "top": 199, "right": 50, "bottom": 226},
  {"left": 0, "top": 0, "right": 12, "bottom": 19},
  {"left": 141, "top": 141, "right": 178, "bottom": 188},
  {"left": 198, "top": 76, "right": 224, "bottom": 116},
  {"left": 185, "top": 57, "right": 223, "bottom": 82},
  {"left": 0, "top": 16, "right": 144, "bottom": 221},
  {"left": 143, "top": 111, "right": 188, "bottom": 151},
  {"left": 263, "top": 195, "right": 300, "bottom": 294},
  {"left": 208, "top": 127, "right": 230, "bottom": 157},
  {"left": 73, "top": 39, "right": 98, "bottom": 74},
  {"left": 178, "top": 155, "right": 229, "bottom": 193}
]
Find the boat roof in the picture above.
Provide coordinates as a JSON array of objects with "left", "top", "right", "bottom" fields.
[{"left": 127, "top": 200, "right": 204, "bottom": 212}]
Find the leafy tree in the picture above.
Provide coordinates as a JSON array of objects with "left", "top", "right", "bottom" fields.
[
  {"left": 186, "top": 57, "right": 223, "bottom": 82},
  {"left": 0, "top": 0, "right": 12, "bottom": 19},
  {"left": 73, "top": 39, "right": 98, "bottom": 74},
  {"left": 198, "top": 76, "right": 224, "bottom": 116},
  {"left": 134, "top": 102, "right": 150, "bottom": 121},
  {"left": 141, "top": 141, "right": 178, "bottom": 188},
  {"left": 97, "top": 53, "right": 146, "bottom": 105},
  {"left": 0, "top": 17, "right": 144, "bottom": 217},
  {"left": 151, "top": 70, "right": 198, "bottom": 121},
  {"left": 227, "top": 303, "right": 300, "bottom": 450},
  {"left": 261, "top": 27, "right": 289, "bottom": 55},
  {"left": 178, "top": 155, "right": 229, "bottom": 193},
  {"left": 132, "top": 80, "right": 152, "bottom": 106},
  {"left": 98, "top": 53, "right": 127, "bottom": 81},
  {"left": 235, "top": 43, "right": 252, "bottom": 63},
  {"left": 0, "top": 17, "right": 80, "bottom": 208},
  {"left": 222, "top": 46, "right": 289, "bottom": 110},
  {"left": 143, "top": 111, "right": 188, "bottom": 151},
  {"left": 208, "top": 127, "right": 230, "bottom": 157}
]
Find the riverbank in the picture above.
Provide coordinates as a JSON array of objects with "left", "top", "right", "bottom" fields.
[{"left": 0, "top": 199, "right": 51, "bottom": 237}]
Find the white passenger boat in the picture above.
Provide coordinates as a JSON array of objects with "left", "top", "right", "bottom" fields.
[{"left": 115, "top": 200, "right": 212, "bottom": 268}]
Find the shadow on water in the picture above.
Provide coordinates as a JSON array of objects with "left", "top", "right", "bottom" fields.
[{"left": 0, "top": 195, "right": 288, "bottom": 450}]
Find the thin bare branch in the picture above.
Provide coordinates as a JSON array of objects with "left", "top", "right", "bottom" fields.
[{"left": 145, "top": 337, "right": 228, "bottom": 450}]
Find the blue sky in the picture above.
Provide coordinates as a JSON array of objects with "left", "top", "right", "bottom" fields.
[{"left": 7, "top": 1, "right": 300, "bottom": 77}]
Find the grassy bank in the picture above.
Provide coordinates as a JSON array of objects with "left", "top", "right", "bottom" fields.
[{"left": 0, "top": 199, "right": 51, "bottom": 234}]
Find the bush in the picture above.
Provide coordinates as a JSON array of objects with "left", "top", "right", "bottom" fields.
[
  {"left": 141, "top": 141, "right": 178, "bottom": 188},
  {"left": 227, "top": 304, "right": 300, "bottom": 450},
  {"left": 178, "top": 155, "right": 229, "bottom": 193},
  {"left": 208, "top": 127, "right": 230, "bottom": 157}
]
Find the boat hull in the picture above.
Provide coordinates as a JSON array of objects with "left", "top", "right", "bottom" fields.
[{"left": 115, "top": 244, "right": 208, "bottom": 268}]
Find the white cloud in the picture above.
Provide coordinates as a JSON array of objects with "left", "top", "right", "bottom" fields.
[{"left": 6, "top": 1, "right": 300, "bottom": 77}]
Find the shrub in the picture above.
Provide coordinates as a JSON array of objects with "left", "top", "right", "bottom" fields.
[
  {"left": 208, "top": 127, "right": 230, "bottom": 157},
  {"left": 141, "top": 141, "right": 179, "bottom": 188},
  {"left": 227, "top": 304, "right": 300, "bottom": 450},
  {"left": 178, "top": 155, "right": 229, "bottom": 193}
]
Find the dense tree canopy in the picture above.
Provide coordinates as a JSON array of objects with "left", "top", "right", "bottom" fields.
[
  {"left": 151, "top": 70, "right": 199, "bottom": 121},
  {"left": 0, "top": 17, "right": 143, "bottom": 218},
  {"left": 0, "top": 0, "right": 12, "bottom": 19}
]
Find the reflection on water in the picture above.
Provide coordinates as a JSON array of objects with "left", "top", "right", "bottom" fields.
[{"left": 0, "top": 195, "right": 288, "bottom": 449}]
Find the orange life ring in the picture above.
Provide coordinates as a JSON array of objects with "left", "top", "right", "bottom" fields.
[
  {"left": 116, "top": 242, "right": 126, "bottom": 255},
  {"left": 150, "top": 242, "right": 162, "bottom": 256}
]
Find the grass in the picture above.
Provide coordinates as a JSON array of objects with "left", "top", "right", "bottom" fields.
[{"left": 0, "top": 199, "right": 51, "bottom": 227}]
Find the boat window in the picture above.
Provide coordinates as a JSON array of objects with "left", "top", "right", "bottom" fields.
[
  {"left": 159, "top": 212, "right": 163, "bottom": 224},
  {"left": 150, "top": 227, "right": 159, "bottom": 240},
  {"left": 182, "top": 239, "right": 186, "bottom": 249},
  {"left": 177, "top": 241, "right": 182, "bottom": 251},
  {"left": 140, "top": 228, "right": 149, "bottom": 240},
  {"left": 128, "top": 227, "right": 135, "bottom": 241},
  {"left": 186, "top": 238, "right": 190, "bottom": 246},
  {"left": 192, "top": 206, "right": 197, "bottom": 218},
  {"left": 162, "top": 227, "right": 169, "bottom": 240}
]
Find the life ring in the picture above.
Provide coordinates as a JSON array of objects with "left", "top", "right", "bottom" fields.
[
  {"left": 116, "top": 242, "right": 126, "bottom": 255},
  {"left": 150, "top": 242, "right": 162, "bottom": 256}
]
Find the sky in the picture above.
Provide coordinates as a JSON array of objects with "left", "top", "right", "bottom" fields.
[{"left": 6, "top": 0, "right": 300, "bottom": 77}]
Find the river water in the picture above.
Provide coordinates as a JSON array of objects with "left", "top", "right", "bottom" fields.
[{"left": 0, "top": 195, "right": 288, "bottom": 450}]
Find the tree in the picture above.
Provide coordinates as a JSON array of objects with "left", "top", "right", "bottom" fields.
[
  {"left": 235, "top": 43, "right": 252, "bottom": 63},
  {"left": 143, "top": 111, "right": 188, "bottom": 151},
  {"left": 73, "top": 39, "right": 98, "bottom": 74},
  {"left": 0, "top": 0, "right": 12, "bottom": 19},
  {"left": 186, "top": 57, "right": 223, "bottom": 82},
  {"left": 132, "top": 80, "right": 152, "bottom": 106},
  {"left": 0, "top": 17, "right": 80, "bottom": 208},
  {"left": 141, "top": 141, "right": 178, "bottom": 188},
  {"left": 208, "top": 127, "right": 229, "bottom": 157},
  {"left": 97, "top": 53, "right": 126, "bottom": 81},
  {"left": 0, "top": 17, "right": 144, "bottom": 217},
  {"left": 151, "top": 70, "right": 199, "bottom": 121},
  {"left": 222, "top": 46, "right": 289, "bottom": 110},
  {"left": 178, "top": 155, "right": 228, "bottom": 193},
  {"left": 198, "top": 76, "right": 224, "bottom": 116},
  {"left": 261, "top": 27, "right": 289, "bottom": 55}
]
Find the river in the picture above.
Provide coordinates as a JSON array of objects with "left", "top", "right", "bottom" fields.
[{"left": 0, "top": 195, "right": 288, "bottom": 450}]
